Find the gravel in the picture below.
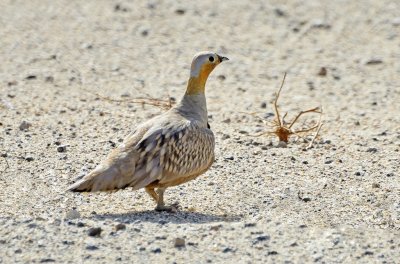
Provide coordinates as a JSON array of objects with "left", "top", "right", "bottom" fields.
[{"left": 0, "top": 0, "right": 399, "bottom": 263}]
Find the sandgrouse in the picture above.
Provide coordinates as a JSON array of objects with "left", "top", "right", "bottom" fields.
[{"left": 68, "top": 51, "right": 228, "bottom": 211}]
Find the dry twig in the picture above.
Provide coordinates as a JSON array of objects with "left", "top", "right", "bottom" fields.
[
  {"left": 251, "top": 73, "right": 323, "bottom": 144},
  {"left": 82, "top": 88, "right": 175, "bottom": 110}
]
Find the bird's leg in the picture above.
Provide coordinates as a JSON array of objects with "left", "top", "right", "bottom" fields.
[
  {"left": 145, "top": 187, "right": 158, "bottom": 202},
  {"left": 155, "top": 188, "right": 177, "bottom": 212}
]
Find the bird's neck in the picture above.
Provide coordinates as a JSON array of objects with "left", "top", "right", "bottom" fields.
[
  {"left": 185, "top": 75, "right": 207, "bottom": 95},
  {"left": 176, "top": 79, "right": 208, "bottom": 125}
]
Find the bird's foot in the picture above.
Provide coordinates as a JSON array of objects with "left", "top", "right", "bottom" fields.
[{"left": 155, "top": 202, "right": 179, "bottom": 213}]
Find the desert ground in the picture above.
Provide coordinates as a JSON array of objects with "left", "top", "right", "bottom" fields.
[{"left": 0, "top": 0, "right": 399, "bottom": 263}]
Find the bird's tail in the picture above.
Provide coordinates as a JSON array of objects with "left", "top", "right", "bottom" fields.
[{"left": 68, "top": 163, "right": 124, "bottom": 192}]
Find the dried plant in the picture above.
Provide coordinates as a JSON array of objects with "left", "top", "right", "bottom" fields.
[
  {"left": 252, "top": 73, "right": 323, "bottom": 146},
  {"left": 83, "top": 88, "right": 175, "bottom": 110}
]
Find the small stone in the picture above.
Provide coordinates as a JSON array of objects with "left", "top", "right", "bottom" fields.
[
  {"left": 224, "top": 156, "right": 234, "bottom": 161},
  {"left": 175, "top": 9, "right": 185, "bottom": 15},
  {"left": 256, "top": 235, "right": 270, "bottom": 241},
  {"left": 25, "top": 156, "right": 34, "bottom": 162},
  {"left": 318, "top": 67, "right": 327, "bottom": 76},
  {"left": 86, "top": 245, "right": 99, "bottom": 250},
  {"left": 365, "top": 58, "right": 383, "bottom": 65},
  {"left": 311, "top": 19, "right": 331, "bottom": 29},
  {"left": 151, "top": 248, "right": 162, "bottom": 253},
  {"left": 40, "top": 259, "right": 55, "bottom": 263},
  {"left": 19, "top": 121, "right": 31, "bottom": 131},
  {"left": 87, "top": 227, "right": 102, "bottom": 237},
  {"left": 114, "top": 4, "right": 129, "bottom": 12},
  {"left": 25, "top": 75, "right": 37, "bottom": 80},
  {"left": 65, "top": 209, "right": 80, "bottom": 219},
  {"left": 115, "top": 223, "right": 126, "bottom": 231},
  {"left": 325, "top": 160, "right": 333, "bottom": 164},
  {"left": 57, "top": 145, "right": 67, "bottom": 153},
  {"left": 174, "top": 237, "right": 185, "bottom": 248},
  {"left": 244, "top": 222, "right": 256, "bottom": 228},
  {"left": 274, "top": 8, "right": 285, "bottom": 17},
  {"left": 366, "top": 147, "right": 378, "bottom": 153},
  {"left": 222, "top": 247, "right": 233, "bottom": 253},
  {"left": 217, "top": 75, "right": 226, "bottom": 81},
  {"left": 260, "top": 102, "right": 267, "bottom": 109}
]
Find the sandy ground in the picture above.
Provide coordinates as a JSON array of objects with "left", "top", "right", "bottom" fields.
[{"left": 1, "top": 0, "right": 400, "bottom": 263}]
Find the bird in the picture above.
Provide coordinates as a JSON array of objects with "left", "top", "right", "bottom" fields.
[{"left": 68, "top": 51, "right": 229, "bottom": 211}]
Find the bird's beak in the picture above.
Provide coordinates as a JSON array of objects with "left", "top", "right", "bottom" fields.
[{"left": 217, "top": 54, "right": 229, "bottom": 63}]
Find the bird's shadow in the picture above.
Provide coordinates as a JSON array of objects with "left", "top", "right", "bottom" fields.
[{"left": 93, "top": 210, "right": 242, "bottom": 224}]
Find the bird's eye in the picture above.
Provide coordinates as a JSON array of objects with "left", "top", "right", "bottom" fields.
[{"left": 208, "top": 56, "right": 214, "bottom": 62}]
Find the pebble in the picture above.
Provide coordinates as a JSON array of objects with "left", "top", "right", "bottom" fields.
[
  {"left": 87, "top": 227, "right": 102, "bottom": 237},
  {"left": 311, "top": 19, "right": 331, "bottom": 29},
  {"left": 19, "top": 121, "right": 31, "bottom": 131},
  {"left": 318, "top": 67, "right": 327, "bottom": 76},
  {"left": 151, "top": 248, "right": 162, "bottom": 253},
  {"left": 174, "top": 237, "right": 185, "bottom": 248},
  {"left": 25, "top": 75, "right": 37, "bottom": 80},
  {"left": 260, "top": 102, "right": 267, "bottom": 109},
  {"left": 86, "top": 245, "right": 99, "bottom": 250},
  {"left": 40, "top": 258, "right": 55, "bottom": 263},
  {"left": 244, "top": 223, "right": 256, "bottom": 228},
  {"left": 217, "top": 75, "right": 226, "bottom": 81},
  {"left": 57, "top": 145, "right": 68, "bottom": 153},
  {"left": 365, "top": 58, "right": 383, "bottom": 65},
  {"left": 222, "top": 247, "right": 234, "bottom": 253},
  {"left": 25, "top": 156, "right": 34, "bottom": 162},
  {"left": 274, "top": 8, "right": 286, "bottom": 17},
  {"left": 366, "top": 147, "right": 378, "bottom": 153},
  {"left": 256, "top": 235, "right": 270, "bottom": 242},
  {"left": 175, "top": 9, "right": 185, "bottom": 15},
  {"left": 115, "top": 223, "right": 126, "bottom": 231}
]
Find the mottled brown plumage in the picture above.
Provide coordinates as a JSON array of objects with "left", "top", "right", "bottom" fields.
[{"left": 68, "top": 51, "right": 228, "bottom": 211}]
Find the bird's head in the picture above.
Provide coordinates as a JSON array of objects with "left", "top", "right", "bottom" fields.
[{"left": 186, "top": 51, "right": 229, "bottom": 95}]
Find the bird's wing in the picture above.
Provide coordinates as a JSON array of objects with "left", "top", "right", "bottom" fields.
[{"left": 158, "top": 121, "right": 215, "bottom": 185}]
